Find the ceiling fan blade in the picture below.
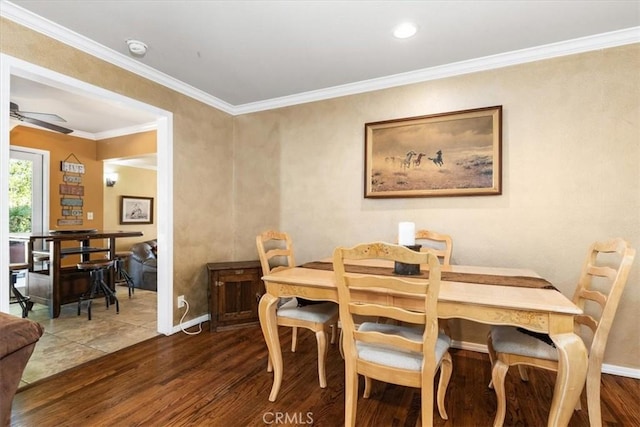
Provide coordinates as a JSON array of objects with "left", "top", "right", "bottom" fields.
[
  {"left": 18, "top": 111, "right": 67, "bottom": 122},
  {"left": 10, "top": 101, "right": 67, "bottom": 122},
  {"left": 15, "top": 115, "right": 73, "bottom": 134}
]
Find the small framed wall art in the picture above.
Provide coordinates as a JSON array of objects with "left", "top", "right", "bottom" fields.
[{"left": 120, "top": 196, "right": 154, "bottom": 224}]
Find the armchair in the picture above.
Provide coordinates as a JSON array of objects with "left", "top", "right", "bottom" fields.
[
  {"left": 0, "top": 312, "right": 44, "bottom": 425},
  {"left": 128, "top": 239, "right": 157, "bottom": 291}
]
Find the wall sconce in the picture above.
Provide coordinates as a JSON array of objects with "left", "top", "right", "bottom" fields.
[{"left": 105, "top": 173, "right": 118, "bottom": 187}]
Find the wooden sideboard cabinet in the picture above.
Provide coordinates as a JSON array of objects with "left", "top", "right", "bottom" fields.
[{"left": 207, "top": 261, "right": 265, "bottom": 332}]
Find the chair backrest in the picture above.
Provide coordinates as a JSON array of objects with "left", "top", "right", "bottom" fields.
[
  {"left": 415, "top": 229, "right": 453, "bottom": 266},
  {"left": 256, "top": 230, "right": 296, "bottom": 275},
  {"left": 572, "top": 238, "right": 635, "bottom": 360},
  {"left": 333, "top": 242, "right": 441, "bottom": 368}
]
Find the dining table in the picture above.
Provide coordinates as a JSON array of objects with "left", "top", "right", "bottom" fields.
[{"left": 258, "top": 257, "right": 588, "bottom": 427}]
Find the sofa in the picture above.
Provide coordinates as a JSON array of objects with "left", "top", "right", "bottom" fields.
[
  {"left": 128, "top": 239, "right": 157, "bottom": 291},
  {"left": 0, "top": 312, "right": 44, "bottom": 426}
]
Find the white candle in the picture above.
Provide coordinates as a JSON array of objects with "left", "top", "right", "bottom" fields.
[{"left": 398, "top": 222, "right": 415, "bottom": 246}]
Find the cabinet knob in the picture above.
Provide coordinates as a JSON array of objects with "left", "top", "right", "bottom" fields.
[
  {"left": 216, "top": 281, "right": 224, "bottom": 287},
  {"left": 234, "top": 269, "right": 245, "bottom": 274}
]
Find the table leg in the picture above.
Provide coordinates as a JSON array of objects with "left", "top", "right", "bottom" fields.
[
  {"left": 548, "top": 332, "right": 588, "bottom": 427},
  {"left": 258, "top": 292, "right": 281, "bottom": 402}
]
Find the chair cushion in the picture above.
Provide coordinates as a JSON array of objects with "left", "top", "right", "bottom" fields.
[
  {"left": 277, "top": 300, "right": 338, "bottom": 323},
  {"left": 490, "top": 325, "right": 558, "bottom": 361},
  {"left": 355, "top": 322, "right": 451, "bottom": 371}
]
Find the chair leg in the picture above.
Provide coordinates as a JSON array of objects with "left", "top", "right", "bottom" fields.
[
  {"left": 339, "top": 328, "right": 345, "bottom": 360},
  {"left": 118, "top": 264, "right": 135, "bottom": 298},
  {"left": 437, "top": 352, "right": 452, "bottom": 420},
  {"left": 344, "top": 361, "right": 358, "bottom": 427},
  {"left": 421, "top": 374, "right": 435, "bottom": 427},
  {"left": 99, "top": 276, "right": 119, "bottom": 314},
  {"left": 487, "top": 331, "right": 497, "bottom": 389},
  {"left": 575, "top": 393, "right": 583, "bottom": 411},
  {"left": 586, "top": 362, "right": 603, "bottom": 427},
  {"left": 267, "top": 356, "right": 273, "bottom": 373},
  {"left": 330, "top": 323, "right": 337, "bottom": 344},
  {"left": 79, "top": 270, "right": 100, "bottom": 320},
  {"left": 517, "top": 365, "right": 529, "bottom": 381},
  {"left": 10, "top": 276, "right": 30, "bottom": 318},
  {"left": 291, "top": 326, "right": 298, "bottom": 352},
  {"left": 491, "top": 359, "right": 509, "bottom": 427},
  {"left": 315, "top": 330, "right": 328, "bottom": 388},
  {"left": 439, "top": 318, "right": 451, "bottom": 337},
  {"left": 363, "top": 377, "right": 372, "bottom": 398}
]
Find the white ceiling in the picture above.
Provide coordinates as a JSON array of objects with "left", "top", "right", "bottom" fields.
[
  {"left": 10, "top": 75, "right": 158, "bottom": 136},
  {"left": 3, "top": 1, "right": 640, "bottom": 137}
]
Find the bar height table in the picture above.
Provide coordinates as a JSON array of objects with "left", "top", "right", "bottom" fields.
[{"left": 9, "top": 230, "right": 143, "bottom": 318}]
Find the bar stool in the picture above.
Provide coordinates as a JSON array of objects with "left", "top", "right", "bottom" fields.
[
  {"left": 77, "top": 259, "right": 118, "bottom": 320},
  {"left": 114, "top": 251, "right": 135, "bottom": 298},
  {"left": 9, "top": 263, "right": 32, "bottom": 318}
]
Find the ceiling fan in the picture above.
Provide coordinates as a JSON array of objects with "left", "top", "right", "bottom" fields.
[{"left": 10, "top": 102, "right": 73, "bottom": 134}]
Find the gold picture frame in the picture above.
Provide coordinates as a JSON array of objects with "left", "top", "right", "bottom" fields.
[{"left": 364, "top": 106, "right": 502, "bottom": 198}]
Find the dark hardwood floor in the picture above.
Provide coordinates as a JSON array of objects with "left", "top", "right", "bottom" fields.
[{"left": 12, "top": 323, "right": 640, "bottom": 426}]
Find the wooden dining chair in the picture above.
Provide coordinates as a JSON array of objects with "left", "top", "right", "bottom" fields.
[
  {"left": 414, "top": 229, "right": 453, "bottom": 266},
  {"left": 255, "top": 230, "right": 338, "bottom": 389},
  {"left": 333, "top": 242, "right": 453, "bottom": 427},
  {"left": 415, "top": 229, "right": 453, "bottom": 336},
  {"left": 487, "top": 238, "right": 636, "bottom": 427}
]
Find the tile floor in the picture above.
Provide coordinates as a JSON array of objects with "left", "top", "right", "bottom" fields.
[{"left": 10, "top": 284, "right": 158, "bottom": 387}]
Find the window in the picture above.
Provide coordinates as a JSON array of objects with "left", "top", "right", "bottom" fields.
[{"left": 9, "top": 147, "right": 49, "bottom": 252}]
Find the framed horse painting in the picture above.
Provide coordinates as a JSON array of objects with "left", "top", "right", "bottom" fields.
[{"left": 364, "top": 106, "right": 502, "bottom": 198}]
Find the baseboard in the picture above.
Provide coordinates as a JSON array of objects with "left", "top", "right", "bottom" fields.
[
  {"left": 601, "top": 363, "right": 640, "bottom": 379},
  {"left": 171, "top": 313, "right": 210, "bottom": 335},
  {"left": 451, "top": 340, "right": 640, "bottom": 379}
]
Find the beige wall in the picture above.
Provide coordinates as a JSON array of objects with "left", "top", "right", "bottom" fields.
[
  {"left": 3, "top": 18, "right": 638, "bottom": 369},
  {"left": 235, "top": 45, "right": 640, "bottom": 369}
]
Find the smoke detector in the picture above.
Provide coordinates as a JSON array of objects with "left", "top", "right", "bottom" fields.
[{"left": 126, "top": 39, "right": 148, "bottom": 56}]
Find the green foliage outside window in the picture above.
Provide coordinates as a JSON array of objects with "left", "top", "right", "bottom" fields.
[{"left": 9, "top": 159, "right": 32, "bottom": 233}]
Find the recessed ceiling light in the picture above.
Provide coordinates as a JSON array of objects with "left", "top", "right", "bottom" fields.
[
  {"left": 126, "top": 39, "right": 148, "bottom": 56},
  {"left": 393, "top": 22, "right": 418, "bottom": 39}
]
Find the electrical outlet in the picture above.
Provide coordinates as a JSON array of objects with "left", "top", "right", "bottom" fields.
[{"left": 177, "top": 295, "right": 186, "bottom": 308}]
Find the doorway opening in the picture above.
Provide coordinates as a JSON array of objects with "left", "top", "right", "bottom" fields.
[{"left": 1, "top": 54, "right": 174, "bottom": 335}]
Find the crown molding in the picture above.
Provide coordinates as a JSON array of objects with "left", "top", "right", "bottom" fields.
[
  {"left": 2, "top": 1, "right": 639, "bottom": 116},
  {"left": 235, "top": 26, "right": 640, "bottom": 114},
  {"left": 94, "top": 121, "right": 157, "bottom": 140}
]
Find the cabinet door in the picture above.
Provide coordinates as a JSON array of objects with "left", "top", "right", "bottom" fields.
[{"left": 216, "top": 268, "right": 262, "bottom": 325}]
